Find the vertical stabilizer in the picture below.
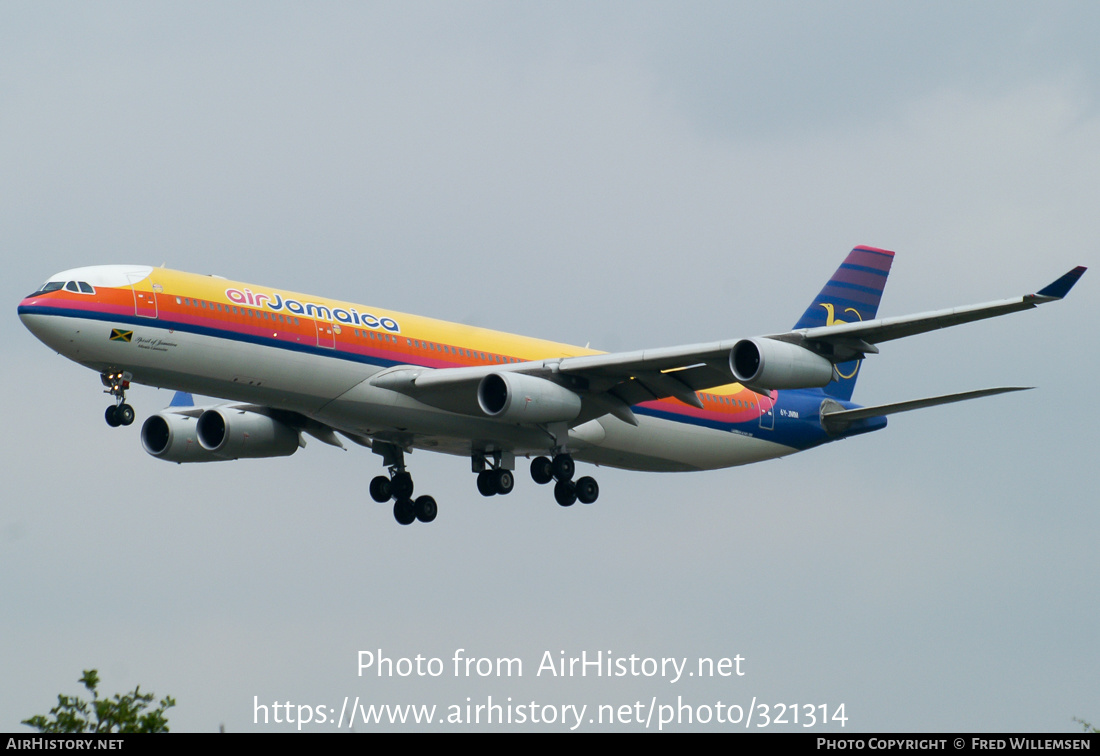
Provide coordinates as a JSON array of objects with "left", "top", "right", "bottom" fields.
[
  {"left": 793, "top": 246, "right": 894, "bottom": 401},
  {"left": 168, "top": 391, "right": 195, "bottom": 407}
]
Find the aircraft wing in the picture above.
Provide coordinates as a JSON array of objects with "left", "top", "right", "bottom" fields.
[
  {"left": 554, "top": 342, "right": 738, "bottom": 408},
  {"left": 772, "top": 265, "right": 1088, "bottom": 354},
  {"left": 553, "top": 265, "right": 1086, "bottom": 403},
  {"left": 367, "top": 265, "right": 1084, "bottom": 426}
]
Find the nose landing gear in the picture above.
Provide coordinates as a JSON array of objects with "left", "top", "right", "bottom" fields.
[{"left": 101, "top": 371, "right": 135, "bottom": 427}]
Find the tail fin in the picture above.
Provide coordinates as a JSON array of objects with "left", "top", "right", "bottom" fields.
[
  {"left": 792, "top": 246, "right": 895, "bottom": 401},
  {"left": 168, "top": 391, "right": 195, "bottom": 407}
]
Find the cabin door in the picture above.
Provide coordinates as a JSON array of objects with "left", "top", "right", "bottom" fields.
[{"left": 128, "top": 275, "right": 159, "bottom": 318}]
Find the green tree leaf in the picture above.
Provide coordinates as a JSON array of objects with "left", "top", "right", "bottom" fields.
[{"left": 22, "top": 669, "right": 175, "bottom": 733}]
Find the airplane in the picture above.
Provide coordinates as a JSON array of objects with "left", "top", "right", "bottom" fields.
[{"left": 18, "top": 246, "right": 1085, "bottom": 525}]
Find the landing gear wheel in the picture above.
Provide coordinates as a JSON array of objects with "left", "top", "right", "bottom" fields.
[
  {"left": 551, "top": 454, "right": 575, "bottom": 481},
  {"left": 369, "top": 476, "right": 392, "bottom": 503},
  {"left": 477, "top": 470, "right": 497, "bottom": 497},
  {"left": 531, "top": 456, "right": 553, "bottom": 485},
  {"left": 117, "top": 404, "right": 135, "bottom": 426},
  {"left": 414, "top": 495, "right": 438, "bottom": 523},
  {"left": 105, "top": 405, "right": 121, "bottom": 427},
  {"left": 575, "top": 476, "right": 599, "bottom": 504},
  {"left": 393, "top": 498, "right": 416, "bottom": 525},
  {"left": 390, "top": 472, "right": 414, "bottom": 500},
  {"left": 495, "top": 469, "right": 515, "bottom": 495},
  {"left": 554, "top": 480, "right": 577, "bottom": 507}
]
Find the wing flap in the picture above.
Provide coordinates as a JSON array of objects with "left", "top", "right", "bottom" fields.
[{"left": 558, "top": 342, "right": 735, "bottom": 377}]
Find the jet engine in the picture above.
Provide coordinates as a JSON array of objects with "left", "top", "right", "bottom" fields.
[
  {"left": 195, "top": 408, "right": 301, "bottom": 460},
  {"left": 477, "top": 372, "right": 582, "bottom": 424},
  {"left": 142, "top": 409, "right": 301, "bottom": 462},
  {"left": 730, "top": 337, "right": 835, "bottom": 390},
  {"left": 141, "top": 412, "right": 215, "bottom": 463}
]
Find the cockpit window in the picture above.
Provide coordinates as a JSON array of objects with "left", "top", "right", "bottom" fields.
[
  {"left": 30, "top": 281, "right": 65, "bottom": 296},
  {"left": 28, "top": 280, "right": 96, "bottom": 297}
]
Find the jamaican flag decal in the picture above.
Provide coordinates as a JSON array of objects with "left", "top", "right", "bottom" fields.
[{"left": 110, "top": 329, "right": 133, "bottom": 343}]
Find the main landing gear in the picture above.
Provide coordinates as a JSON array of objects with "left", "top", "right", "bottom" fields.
[
  {"left": 369, "top": 445, "right": 600, "bottom": 525},
  {"left": 101, "top": 371, "right": 135, "bottom": 427},
  {"left": 474, "top": 450, "right": 515, "bottom": 497},
  {"left": 369, "top": 441, "right": 437, "bottom": 525},
  {"left": 475, "top": 450, "right": 599, "bottom": 508},
  {"left": 530, "top": 452, "right": 599, "bottom": 507}
]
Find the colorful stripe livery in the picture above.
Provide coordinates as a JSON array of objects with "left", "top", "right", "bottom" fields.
[
  {"left": 20, "top": 266, "right": 782, "bottom": 438},
  {"left": 792, "top": 246, "right": 894, "bottom": 401},
  {"left": 18, "top": 250, "right": 1082, "bottom": 523}
]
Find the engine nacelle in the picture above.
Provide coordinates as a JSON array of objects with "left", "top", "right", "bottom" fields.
[
  {"left": 196, "top": 408, "right": 301, "bottom": 460},
  {"left": 477, "top": 372, "right": 582, "bottom": 424},
  {"left": 730, "top": 337, "right": 835, "bottom": 389},
  {"left": 141, "top": 412, "right": 219, "bottom": 463}
]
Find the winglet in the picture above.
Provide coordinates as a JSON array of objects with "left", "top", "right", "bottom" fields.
[{"left": 1036, "top": 266, "right": 1087, "bottom": 299}]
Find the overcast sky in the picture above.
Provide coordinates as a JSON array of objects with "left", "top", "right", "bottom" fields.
[{"left": 2, "top": 1, "right": 1097, "bottom": 732}]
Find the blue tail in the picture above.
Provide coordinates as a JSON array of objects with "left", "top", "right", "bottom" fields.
[
  {"left": 793, "top": 246, "right": 894, "bottom": 401},
  {"left": 168, "top": 391, "right": 195, "bottom": 407}
]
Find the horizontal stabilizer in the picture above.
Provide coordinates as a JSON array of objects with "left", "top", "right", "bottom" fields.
[{"left": 820, "top": 386, "right": 1031, "bottom": 434}]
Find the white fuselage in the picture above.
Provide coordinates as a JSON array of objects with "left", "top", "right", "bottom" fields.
[{"left": 20, "top": 305, "right": 795, "bottom": 473}]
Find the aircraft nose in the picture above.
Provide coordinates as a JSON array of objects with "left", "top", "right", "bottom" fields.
[
  {"left": 18, "top": 289, "right": 60, "bottom": 342},
  {"left": 18, "top": 294, "right": 39, "bottom": 318}
]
